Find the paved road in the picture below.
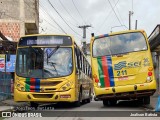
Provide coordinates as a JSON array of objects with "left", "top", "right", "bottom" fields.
[{"left": 4, "top": 100, "right": 160, "bottom": 119}]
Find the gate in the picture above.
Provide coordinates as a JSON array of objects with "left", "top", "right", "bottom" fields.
[{"left": 0, "top": 72, "right": 12, "bottom": 101}]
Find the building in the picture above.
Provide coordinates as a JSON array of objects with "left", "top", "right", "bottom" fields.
[
  {"left": 0, "top": 0, "right": 39, "bottom": 101},
  {"left": 0, "top": 0, "right": 39, "bottom": 41},
  {"left": 148, "top": 24, "right": 160, "bottom": 92}
]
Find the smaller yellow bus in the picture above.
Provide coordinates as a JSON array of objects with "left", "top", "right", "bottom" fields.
[
  {"left": 90, "top": 30, "right": 157, "bottom": 106},
  {"left": 14, "top": 34, "right": 93, "bottom": 107}
]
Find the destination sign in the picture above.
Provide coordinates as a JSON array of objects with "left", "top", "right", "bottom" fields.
[{"left": 19, "top": 36, "right": 72, "bottom": 46}]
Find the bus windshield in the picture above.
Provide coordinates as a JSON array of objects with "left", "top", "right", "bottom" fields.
[
  {"left": 16, "top": 47, "right": 73, "bottom": 78},
  {"left": 93, "top": 32, "right": 148, "bottom": 57}
]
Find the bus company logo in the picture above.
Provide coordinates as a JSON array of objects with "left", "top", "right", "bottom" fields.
[
  {"left": 114, "top": 61, "right": 126, "bottom": 70},
  {"left": 143, "top": 58, "right": 150, "bottom": 66},
  {"left": 114, "top": 61, "right": 141, "bottom": 70}
]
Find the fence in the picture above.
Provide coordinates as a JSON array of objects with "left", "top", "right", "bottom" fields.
[{"left": 0, "top": 72, "right": 13, "bottom": 101}]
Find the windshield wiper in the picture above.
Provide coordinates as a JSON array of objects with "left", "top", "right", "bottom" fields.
[
  {"left": 47, "top": 46, "right": 60, "bottom": 58},
  {"left": 47, "top": 62, "right": 58, "bottom": 76},
  {"left": 46, "top": 46, "right": 60, "bottom": 64}
]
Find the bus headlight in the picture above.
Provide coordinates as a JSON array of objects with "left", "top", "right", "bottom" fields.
[
  {"left": 17, "top": 84, "right": 20, "bottom": 87},
  {"left": 60, "top": 82, "right": 72, "bottom": 91},
  {"left": 21, "top": 87, "right": 25, "bottom": 91},
  {"left": 16, "top": 82, "right": 25, "bottom": 92}
]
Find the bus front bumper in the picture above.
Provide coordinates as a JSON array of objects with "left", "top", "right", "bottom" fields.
[{"left": 14, "top": 88, "right": 76, "bottom": 102}]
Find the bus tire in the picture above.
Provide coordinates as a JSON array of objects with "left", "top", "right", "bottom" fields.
[
  {"left": 103, "top": 100, "right": 108, "bottom": 106},
  {"left": 143, "top": 96, "right": 150, "bottom": 105},
  {"left": 30, "top": 102, "right": 38, "bottom": 109},
  {"left": 138, "top": 97, "right": 143, "bottom": 104},
  {"left": 86, "top": 89, "right": 92, "bottom": 103},
  {"left": 74, "top": 92, "right": 82, "bottom": 107},
  {"left": 108, "top": 100, "right": 117, "bottom": 106}
]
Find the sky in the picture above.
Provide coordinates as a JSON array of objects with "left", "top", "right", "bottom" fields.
[{"left": 39, "top": 0, "right": 160, "bottom": 46}]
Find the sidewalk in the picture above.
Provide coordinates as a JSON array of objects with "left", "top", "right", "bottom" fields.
[
  {"left": 0, "top": 99, "right": 29, "bottom": 112},
  {"left": 149, "top": 90, "right": 159, "bottom": 111}
]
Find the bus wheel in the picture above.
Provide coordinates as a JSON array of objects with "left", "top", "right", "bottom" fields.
[
  {"left": 74, "top": 92, "right": 82, "bottom": 107},
  {"left": 86, "top": 98, "right": 91, "bottom": 103},
  {"left": 86, "top": 89, "right": 92, "bottom": 103},
  {"left": 143, "top": 96, "right": 150, "bottom": 105},
  {"left": 108, "top": 100, "right": 117, "bottom": 106},
  {"left": 138, "top": 97, "right": 143, "bottom": 104},
  {"left": 30, "top": 102, "right": 38, "bottom": 109},
  {"left": 103, "top": 100, "right": 108, "bottom": 106}
]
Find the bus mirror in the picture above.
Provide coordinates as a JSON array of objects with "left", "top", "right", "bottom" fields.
[
  {"left": 76, "top": 69, "right": 79, "bottom": 74},
  {"left": 91, "top": 33, "right": 94, "bottom": 37},
  {"left": 75, "top": 48, "right": 80, "bottom": 56}
]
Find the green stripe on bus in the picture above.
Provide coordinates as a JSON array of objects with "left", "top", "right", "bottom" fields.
[
  {"left": 25, "top": 78, "right": 30, "bottom": 91},
  {"left": 97, "top": 57, "right": 105, "bottom": 87}
]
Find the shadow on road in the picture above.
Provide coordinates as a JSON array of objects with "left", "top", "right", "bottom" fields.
[
  {"left": 39, "top": 101, "right": 89, "bottom": 109},
  {"left": 102, "top": 100, "right": 143, "bottom": 108}
]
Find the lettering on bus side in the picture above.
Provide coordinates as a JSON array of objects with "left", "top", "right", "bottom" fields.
[
  {"left": 143, "top": 58, "right": 150, "bottom": 66},
  {"left": 126, "top": 61, "right": 141, "bottom": 68},
  {"left": 114, "top": 61, "right": 141, "bottom": 70}
]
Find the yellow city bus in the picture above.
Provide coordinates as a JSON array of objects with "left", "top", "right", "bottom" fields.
[
  {"left": 90, "top": 30, "right": 157, "bottom": 106},
  {"left": 14, "top": 34, "right": 93, "bottom": 107}
]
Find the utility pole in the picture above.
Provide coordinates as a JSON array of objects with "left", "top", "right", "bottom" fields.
[
  {"left": 78, "top": 25, "right": 91, "bottom": 55},
  {"left": 135, "top": 20, "right": 138, "bottom": 30},
  {"left": 129, "top": 11, "right": 134, "bottom": 30}
]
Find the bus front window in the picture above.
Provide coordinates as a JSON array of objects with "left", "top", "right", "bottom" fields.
[
  {"left": 44, "top": 48, "right": 73, "bottom": 78},
  {"left": 16, "top": 47, "right": 73, "bottom": 78}
]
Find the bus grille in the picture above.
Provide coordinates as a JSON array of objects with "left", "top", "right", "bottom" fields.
[
  {"left": 40, "top": 81, "right": 61, "bottom": 86},
  {"left": 32, "top": 94, "right": 53, "bottom": 98}
]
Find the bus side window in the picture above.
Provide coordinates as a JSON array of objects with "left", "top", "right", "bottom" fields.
[
  {"left": 80, "top": 52, "right": 83, "bottom": 71},
  {"left": 75, "top": 47, "right": 80, "bottom": 70},
  {"left": 86, "top": 61, "right": 88, "bottom": 75}
]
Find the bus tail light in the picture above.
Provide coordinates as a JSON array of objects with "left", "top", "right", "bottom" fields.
[
  {"left": 148, "top": 72, "right": 152, "bottom": 76},
  {"left": 95, "top": 78, "right": 99, "bottom": 83},
  {"left": 146, "top": 76, "right": 152, "bottom": 82},
  {"left": 148, "top": 67, "right": 153, "bottom": 71},
  {"left": 93, "top": 74, "right": 99, "bottom": 83}
]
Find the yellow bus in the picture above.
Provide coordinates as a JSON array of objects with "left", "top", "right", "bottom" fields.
[
  {"left": 14, "top": 34, "right": 93, "bottom": 107},
  {"left": 90, "top": 30, "right": 157, "bottom": 106}
]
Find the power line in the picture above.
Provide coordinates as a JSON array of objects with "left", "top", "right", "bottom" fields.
[
  {"left": 98, "top": 0, "right": 119, "bottom": 31},
  {"left": 47, "top": 0, "right": 82, "bottom": 37},
  {"left": 107, "top": 0, "right": 126, "bottom": 30},
  {"left": 39, "top": 3, "right": 67, "bottom": 34},
  {"left": 71, "top": 0, "right": 86, "bottom": 24},
  {"left": 39, "top": 8, "right": 63, "bottom": 33},
  {"left": 59, "top": 0, "right": 80, "bottom": 25},
  {"left": 112, "top": 0, "right": 128, "bottom": 30},
  {"left": 39, "top": 6, "right": 61, "bottom": 30}
]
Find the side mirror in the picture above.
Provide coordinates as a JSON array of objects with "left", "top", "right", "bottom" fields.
[
  {"left": 75, "top": 48, "right": 80, "bottom": 56},
  {"left": 76, "top": 69, "right": 79, "bottom": 74}
]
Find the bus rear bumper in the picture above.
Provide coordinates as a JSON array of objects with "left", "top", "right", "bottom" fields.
[
  {"left": 94, "top": 81, "right": 157, "bottom": 100},
  {"left": 96, "top": 90, "right": 156, "bottom": 100}
]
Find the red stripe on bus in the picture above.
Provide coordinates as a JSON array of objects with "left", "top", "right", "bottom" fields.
[
  {"left": 101, "top": 56, "right": 110, "bottom": 87},
  {"left": 30, "top": 78, "right": 36, "bottom": 92}
]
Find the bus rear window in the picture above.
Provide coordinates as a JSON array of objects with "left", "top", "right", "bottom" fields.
[{"left": 93, "top": 32, "right": 148, "bottom": 57}]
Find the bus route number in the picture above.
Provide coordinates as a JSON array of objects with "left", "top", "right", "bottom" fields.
[{"left": 117, "top": 70, "right": 127, "bottom": 76}]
